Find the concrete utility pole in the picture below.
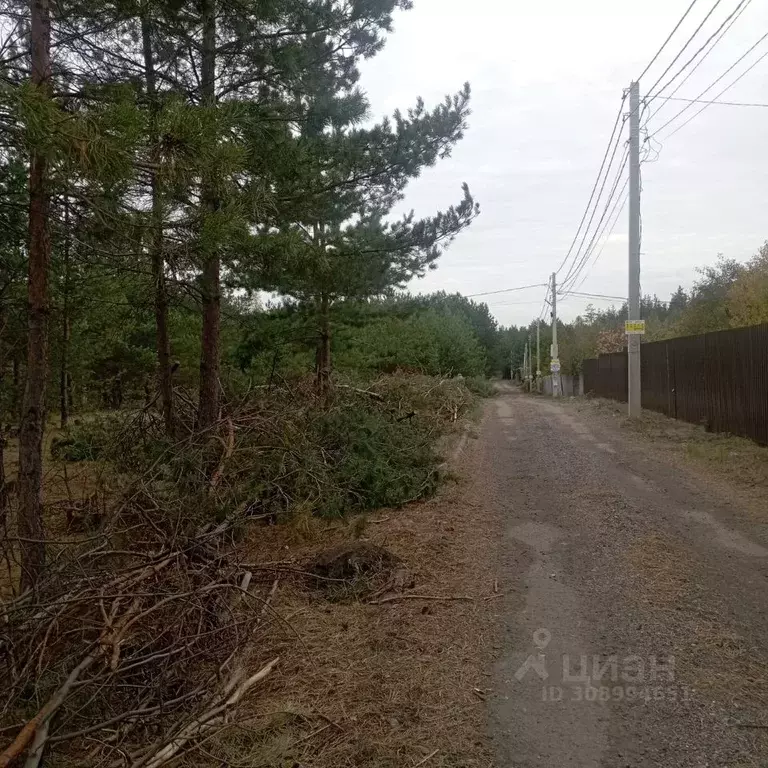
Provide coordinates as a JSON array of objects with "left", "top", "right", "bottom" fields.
[
  {"left": 523, "top": 340, "right": 529, "bottom": 390},
  {"left": 536, "top": 321, "right": 541, "bottom": 393},
  {"left": 627, "top": 81, "right": 642, "bottom": 418},
  {"left": 526, "top": 336, "right": 532, "bottom": 391},
  {"left": 550, "top": 272, "right": 561, "bottom": 397}
]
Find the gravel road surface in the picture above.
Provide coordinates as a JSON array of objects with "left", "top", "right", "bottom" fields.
[{"left": 486, "top": 383, "right": 768, "bottom": 767}]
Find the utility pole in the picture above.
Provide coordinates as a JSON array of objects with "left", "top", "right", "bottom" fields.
[
  {"left": 627, "top": 81, "right": 642, "bottom": 418},
  {"left": 522, "top": 341, "right": 528, "bottom": 390},
  {"left": 536, "top": 321, "right": 541, "bottom": 393},
  {"left": 526, "top": 335, "right": 532, "bottom": 392},
  {"left": 550, "top": 272, "right": 561, "bottom": 397}
]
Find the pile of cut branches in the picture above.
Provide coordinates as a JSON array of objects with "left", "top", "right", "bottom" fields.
[
  {"left": 0, "top": 496, "right": 280, "bottom": 768},
  {"left": 0, "top": 374, "right": 480, "bottom": 765}
]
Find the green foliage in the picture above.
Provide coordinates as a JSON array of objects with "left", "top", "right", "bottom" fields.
[
  {"left": 463, "top": 376, "right": 496, "bottom": 397},
  {"left": 313, "top": 405, "right": 439, "bottom": 515},
  {"left": 236, "top": 294, "right": 491, "bottom": 381},
  {"left": 50, "top": 416, "right": 120, "bottom": 461},
  {"left": 338, "top": 313, "right": 441, "bottom": 374},
  {"left": 54, "top": 376, "right": 476, "bottom": 521}
]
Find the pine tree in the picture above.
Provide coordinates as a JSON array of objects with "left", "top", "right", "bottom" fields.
[
  {"left": 17, "top": 0, "right": 53, "bottom": 589},
  {"left": 260, "top": 84, "right": 479, "bottom": 396}
]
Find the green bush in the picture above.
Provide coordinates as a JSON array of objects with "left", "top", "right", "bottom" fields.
[
  {"left": 314, "top": 405, "right": 439, "bottom": 515},
  {"left": 51, "top": 418, "right": 116, "bottom": 461},
  {"left": 463, "top": 376, "right": 496, "bottom": 397}
]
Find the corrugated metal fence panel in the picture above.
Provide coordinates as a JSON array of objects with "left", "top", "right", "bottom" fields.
[
  {"left": 640, "top": 341, "right": 670, "bottom": 416},
  {"left": 668, "top": 333, "right": 707, "bottom": 427},
  {"left": 581, "top": 323, "right": 768, "bottom": 446}
]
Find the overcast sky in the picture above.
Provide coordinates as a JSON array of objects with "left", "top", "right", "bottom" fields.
[{"left": 359, "top": 0, "right": 768, "bottom": 326}]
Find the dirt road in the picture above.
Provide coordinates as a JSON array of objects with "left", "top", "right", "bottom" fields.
[{"left": 485, "top": 384, "right": 768, "bottom": 767}]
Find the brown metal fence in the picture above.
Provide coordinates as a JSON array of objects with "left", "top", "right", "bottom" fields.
[{"left": 582, "top": 323, "right": 768, "bottom": 446}]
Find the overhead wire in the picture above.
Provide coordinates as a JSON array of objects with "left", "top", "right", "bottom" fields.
[
  {"left": 654, "top": 94, "right": 768, "bottom": 106},
  {"left": 465, "top": 282, "right": 548, "bottom": 299},
  {"left": 561, "top": 114, "right": 658, "bottom": 298},
  {"left": 554, "top": 95, "right": 627, "bottom": 278},
  {"left": 644, "top": 0, "right": 727, "bottom": 98},
  {"left": 560, "top": 147, "right": 629, "bottom": 293},
  {"left": 637, "top": 0, "right": 702, "bottom": 81},
  {"left": 558, "top": 121, "right": 628, "bottom": 292},
  {"left": 536, "top": 282, "right": 551, "bottom": 323},
  {"left": 569, "top": 183, "right": 630, "bottom": 296},
  {"left": 664, "top": 46, "right": 768, "bottom": 139},
  {"left": 562, "top": 291, "right": 628, "bottom": 301},
  {"left": 644, "top": 0, "right": 753, "bottom": 122},
  {"left": 547, "top": 0, "right": 761, "bottom": 322},
  {"left": 647, "top": 29, "right": 768, "bottom": 137}
]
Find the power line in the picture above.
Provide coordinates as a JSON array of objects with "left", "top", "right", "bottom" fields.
[
  {"left": 536, "top": 282, "right": 551, "bottom": 322},
  {"left": 554, "top": 96, "right": 627, "bottom": 277},
  {"left": 655, "top": 46, "right": 768, "bottom": 142},
  {"left": 571, "top": 187, "right": 629, "bottom": 294},
  {"left": 485, "top": 299, "right": 549, "bottom": 307},
  {"left": 560, "top": 290, "right": 628, "bottom": 301},
  {"left": 465, "top": 282, "right": 548, "bottom": 299},
  {"left": 637, "top": 0, "right": 702, "bottom": 81},
  {"left": 570, "top": 183, "right": 630, "bottom": 295},
  {"left": 648, "top": 29, "right": 768, "bottom": 137},
  {"left": 646, "top": 0, "right": 750, "bottom": 101},
  {"left": 655, "top": 94, "right": 768, "bottom": 106},
  {"left": 645, "top": 0, "right": 726, "bottom": 98},
  {"left": 561, "top": 147, "right": 629, "bottom": 292},
  {"left": 645, "top": 0, "right": 753, "bottom": 118}
]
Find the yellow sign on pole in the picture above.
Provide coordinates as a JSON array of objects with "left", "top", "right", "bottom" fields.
[{"left": 625, "top": 320, "right": 646, "bottom": 335}]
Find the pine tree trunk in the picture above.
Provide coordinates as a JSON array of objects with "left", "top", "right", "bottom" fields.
[
  {"left": 316, "top": 293, "right": 332, "bottom": 403},
  {"left": 0, "top": 302, "right": 8, "bottom": 529},
  {"left": 59, "top": 197, "right": 70, "bottom": 429},
  {"left": 196, "top": 0, "right": 221, "bottom": 431},
  {"left": 141, "top": 13, "right": 174, "bottom": 437},
  {"left": 18, "top": 0, "right": 51, "bottom": 591}
]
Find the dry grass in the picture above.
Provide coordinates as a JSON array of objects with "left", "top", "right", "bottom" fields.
[
  {"left": 191, "top": 415, "right": 501, "bottom": 768},
  {"left": 575, "top": 397, "right": 768, "bottom": 523},
  {"left": 626, "top": 533, "right": 693, "bottom": 608},
  {"left": 626, "top": 533, "right": 767, "bottom": 724}
]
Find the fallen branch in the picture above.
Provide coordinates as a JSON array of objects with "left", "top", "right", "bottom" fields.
[
  {"left": 210, "top": 418, "right": 235, "bottom": 490},
  {"left": 335, "top": 384, "right": 384, "bottom": 401},
  {"left": 369, "top": 594, "right": 474, "bottom": 605},
  {"left": 413, "top": 748, "right": 439, "bottom": 766},
  {"left": 0, "top": 652, "right": 98, "bottom": 767},
  {"left": 133, "top": 657, "right": 279, "bottom": 768}
]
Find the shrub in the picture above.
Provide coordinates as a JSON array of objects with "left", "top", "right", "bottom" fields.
[
  {"left": 313, "top": 404, "right": 439, "bottom": 515},
  {"left": 51, "top": 418, "right": 116, "bottom": 461},
  {"left": 463, "top": 376, "right": 496, "bottom": 397}
]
